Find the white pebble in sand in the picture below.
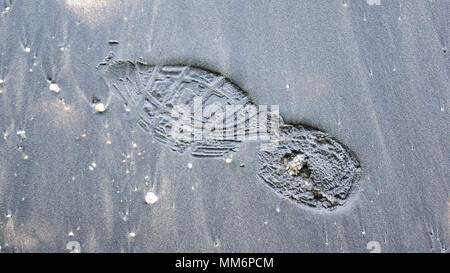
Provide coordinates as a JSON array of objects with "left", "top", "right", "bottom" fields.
[
  {"left": 94, "top": 103, "right": 106, "bottom": 113},
  {"left": 16, "top": 130, "right": 26, "bottom": 140},
  {"left": 145, "top": 192, "right": 159, "bottom": 204},
  {"left": 49, "top": 83, "right": 60, "bottom": 93}
]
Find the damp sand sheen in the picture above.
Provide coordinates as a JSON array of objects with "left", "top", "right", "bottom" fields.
[{"left": 103, "top": 61, "right": 362, "bottom": 210}]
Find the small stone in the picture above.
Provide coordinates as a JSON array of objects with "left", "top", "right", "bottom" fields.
[
  {"left": 285, "top": 154, "right": 306, "bottom": 176},
  {"left": 145, "top": 192, "right": 158, "bottom": 204},
  {"left": 16, "top": 130, "right": 26, "bottom": 140},
  {"left": 94, "top": 103, "right": 106, "bottom": 113},
  {"left": 49, "top": 83, "right": 60, "bottom": 93},
  {"left": 129, "top": 232, "right": 136, "bottom": 238}
]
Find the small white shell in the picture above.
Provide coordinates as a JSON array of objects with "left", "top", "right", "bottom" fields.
[
  {"left": 145, "top": 192, "right": 158, "bottom": 204},
  {"left": 49, "top": 83, "right": 60, "bottom": 93},
  {"left": 94, "top": 103, "right": 106, "bottom": 112}
]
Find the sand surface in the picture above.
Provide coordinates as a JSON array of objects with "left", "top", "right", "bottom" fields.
[{"left": 0, "top": 0, "right": 448, "bottom": 252}]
